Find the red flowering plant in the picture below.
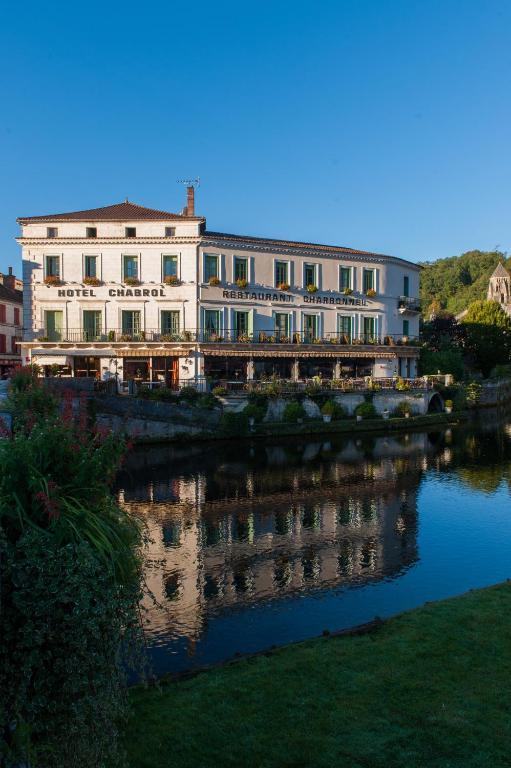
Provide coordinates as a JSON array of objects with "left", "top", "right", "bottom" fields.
[{"left": 0, "top": 369, "right": 140, "bottom": 582}]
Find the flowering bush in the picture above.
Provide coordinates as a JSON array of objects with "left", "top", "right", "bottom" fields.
[
  {"left": 164, "top": 274, "right": 181, "bottom": 285},
  {"left": 123, "top": 276, "right": 140, "bottom": 286},
  {"left": 277, "top": 282, "right": 290, "bottom": 291},
  {"left": 0, "top": 374, "right": 143, "bottom": 766},
  {"left": 208, "top": 276, "right": 221, "bottom": 286},
  {"left": 235, "top": 277, "right": 248, "bottom": 288}
]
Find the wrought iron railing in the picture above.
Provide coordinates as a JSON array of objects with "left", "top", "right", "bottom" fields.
[
  {"left": 33, "top": 329, "right": 421, "bottom": 346},
  {"left": 398, "top": 297, "right": 421, "bottom": 313}
]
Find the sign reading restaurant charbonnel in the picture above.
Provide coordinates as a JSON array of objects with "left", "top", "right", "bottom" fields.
[{"left": 222, "top": 289, "right": 368, "bottom": 306}]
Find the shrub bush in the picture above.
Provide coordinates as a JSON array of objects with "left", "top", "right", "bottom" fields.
[
  {"left": 178, "top": 386, "right": 200, "bottom": 404},
  {"left": 283, "top": 400, "right": 306, "bottom": 422},
  {"left": 392, "top": 400, "right": 413, "bottom": 417},
  {"left": 321, "top": 400, "right": 347, "bottom": 420},
  {"left": 354, "top": 401, "right": 377, "bottom": 419},
  {"left": 243, "top": 402, "right": 267, "bottom": 423},
  {"left": 211, "top": 386, "right": 227, "bottom": 396},
  {"left": 197, "top": 393, "right": 221, "bottom": 410},
  {"left": 0, "top": 376, "right": 144, "bottom": 767}
]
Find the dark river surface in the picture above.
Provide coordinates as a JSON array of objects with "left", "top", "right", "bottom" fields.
[{"left": 115, "top": 413, "right": 511, "bottom": 676}]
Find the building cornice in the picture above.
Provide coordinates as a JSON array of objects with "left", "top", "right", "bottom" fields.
[{"left": 16, "top": 237, "right": 202, "bottom": 246}]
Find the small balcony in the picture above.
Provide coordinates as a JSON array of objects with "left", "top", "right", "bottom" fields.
[
  {"left": 32, "top": 329, "right": 420, "bottom": 348},
  {"left": 398, "top": 297, "right": 421, "bottom": 314}
]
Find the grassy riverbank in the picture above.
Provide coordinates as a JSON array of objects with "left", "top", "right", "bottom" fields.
[{"left": 126, "top": 582, "right": 511, "bottom": 768}]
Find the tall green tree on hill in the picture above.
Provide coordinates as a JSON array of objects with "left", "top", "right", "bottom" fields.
[
  {"left": 420, "top": 250, "right": 510, "bottom": 318},
  {"left": 461, "top": 300, "right": 511, "bottom": 377}
]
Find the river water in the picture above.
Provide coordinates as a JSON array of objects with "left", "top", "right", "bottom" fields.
[{"left": 116, "top": 413, "right": 511, "bottom": 676}]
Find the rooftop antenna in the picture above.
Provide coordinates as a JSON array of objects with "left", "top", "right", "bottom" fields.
[{"left": 177, "top": 177, "right": 200, "bottom": 188}]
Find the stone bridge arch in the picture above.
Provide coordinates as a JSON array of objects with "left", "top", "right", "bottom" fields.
[{"left": 427, "top": 391, "right": 444, "bottom": 413}]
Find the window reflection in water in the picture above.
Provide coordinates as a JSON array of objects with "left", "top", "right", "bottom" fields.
[{"left": 116, "top": 423, "right": 511, "bottom": 664}]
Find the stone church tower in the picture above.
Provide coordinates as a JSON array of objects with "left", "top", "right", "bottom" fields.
[{"left": 487, "top": 262, "right": 511, "bottom": 315}]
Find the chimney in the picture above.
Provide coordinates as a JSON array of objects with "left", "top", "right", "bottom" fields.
[
  {"left": 3, "top": 266, "right": 15, "bottom": 290},
  {"left": 186, "top": 185, "right": 195, "bottom": 217}
]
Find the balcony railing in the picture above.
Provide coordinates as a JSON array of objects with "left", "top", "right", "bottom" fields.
[
  {"left": 398, "top": 297, "right": 421, "bottom": 314},
  {"left": 33, "top": 329, "right": 421, "bottom": 347}
]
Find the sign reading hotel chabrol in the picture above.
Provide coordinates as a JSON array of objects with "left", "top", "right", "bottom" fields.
[
  {"left": 56, "top": 288, "right": 166, "bottom": 297},
  {"left": 222, "top": 290, "right": 368, "bottom": 306}
]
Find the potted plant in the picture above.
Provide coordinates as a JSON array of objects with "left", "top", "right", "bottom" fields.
[
  {"left": 124, "top": 276, "right": 140, "bottom": 286},
  {"left": 208, "top": 276, "right": 221, "bottom": 286},
  {"left": 321, "top": 401, "right": 335, "bottom": 423},
  {"left": 342, "top": 287, "right": 353, "bottom": 295},
  {"left": 236, "top": 277, "right": 248, "bottom": 288},
  {"left": 164, "top": 275, "right": 181, "bottom": 286},
  {"left": 355, "top": 401, "right": 377, "bottom": 421},
  {"left": 445, "top": 399, "right": 453, "bottom": 414},
  {"left": 44, "top": 275, "right": 61, "bottom": 286},
  {"left": 306, "top": 284, "right": 318, "bottom": 293},
  {"left": 83, "top": 276, "right": 101, "bottom": 286},
  {"left": 366, "top": 288, "right": 377, "bottom": 297},
  {"left": 277, "top": 282, "right": 290, "bottom": 291}
]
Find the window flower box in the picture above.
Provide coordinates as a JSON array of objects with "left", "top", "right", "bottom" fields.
[
  {"left": 279, "top": 335, "right": 291, "bottom": 344},
  {"left": 83, "top": 277, "right": 102, "bottom": 287},
  {"left": 164, "top": 275, "right": 181, "bottom": 286},
  {"left": 365, "top": 288, "right": 377, "bottom": 297},
  {"left": 277, "top": 282, "right": 290, "bottom": 291},
  {"left": 124, "top": 277, "right": 140, "bottom": 286},
  {"left": 208, "top": 276, "right": 221, "bottom": 286},
  {"left": 306, "top": 284, "right": 318, "bottom": 293},
  {"left": 44, "top": 275, "right": 62, "bottom": 286},
  {"left": 342, "top": 287, "right": 353, "bottom": 295},
  {"left": 235, "top": 278, "right": 248, "bottom": 289}
]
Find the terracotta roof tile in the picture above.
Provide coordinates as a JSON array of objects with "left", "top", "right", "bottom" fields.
[{"left": 18, "top": 200, "right": 202, "bottom": 223}]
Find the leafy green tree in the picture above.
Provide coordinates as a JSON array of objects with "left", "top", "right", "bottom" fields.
[
  {"left": 419, "top": 250, "right": 510, "bottom": 318},
  {"left": 462, "top": 300, "right": 511, "bottom": 377}
]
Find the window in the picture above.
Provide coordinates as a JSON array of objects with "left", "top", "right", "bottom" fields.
[
  {"left": 304, "top": 263, "right": 317, "bottom": 288},
  {"left": 125, "top": 227, "right": 136, "bottom": 238},
  {"left": 234, "top": 256, "right": 248, "bottom": 283},
  {"left": 233, "top": 311, "right": 249, "bottom": 339},
  {"left": 363, "top": 269, "right": 375, "bottom": 293},
  {"left": 0, "top": 334, "right": 5, "bottom": 353},
  {"left": 337, "top": 315, "right": 352, "bottom": 341},
  {"left": 275, "top": 261, "right": 289, "bottom": 287},
  {"left": 363, "top": 316, "right": 376, "bottom": 342},
  {"left": 303, "top": 314, "right": 319, "bottom": 341},
  {"left": 162, "top": 255, "right": 178, "bottom": 279},
  {"left": 14, "top": 308, "right": 20, "bottom": 325},
  {"left": 203, "top": 309, "right": 221, "bottom": 339},
  {"left": 165, "top": 227, "right": 176, "bottom": 237},
  {"left": 403, "top": 275, "right": 409, "bottom": 297},
  {"left": 45, "top": 310, "right": 63, "bottom": 341},
  {"left": 11, "top": 336, "right": 17, "bottom": 353},
  {"left": 204, "top": 253, "right": 219, "bottom": 282},
  {"left": 121, "top": 310, "right": 141, "bottom": 336},
  {"left": 86, "top": 227, "right": 97, "bottom": 238},
  {"left": 123, "top": 255, "right": 138, "bottom": 280},
  {"left": 45, "top": 255, "right": 60, "bottom": 278},
  {"left": 403, "top": 319, "right": 410, "bottom": 337},
  {"left": 84, "top": 255, "right": 97, "bottom": 279},
  {"left": 0, "top": 305, "right": 5, "bottom": 323},
  {"left": 161, "top": 310, "right": 180, "bottom": 336},
  {"left": 82, "top": 310, "right": 102, "bottom": 340},
  {"left": 274, "top": 312, "right": 290, "bottom": 339},
  {"left": 47, "top": 227, "right": 58, "bottom": 238},
  {"left": 340, "top": 266, "right": 352, "bottom": 291}
]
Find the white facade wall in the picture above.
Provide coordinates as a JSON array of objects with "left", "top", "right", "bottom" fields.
[{"left": 18, "top": 206, "right": 420, "bottom": 383}]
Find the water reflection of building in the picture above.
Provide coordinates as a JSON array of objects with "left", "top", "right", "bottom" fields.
[{"left": 118, "top": 435, "right": 427, "bottom": 643}]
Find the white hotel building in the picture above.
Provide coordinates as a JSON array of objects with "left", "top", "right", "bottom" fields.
[{"left": 18, "top": 188, "right": 420, "bottom": 387}]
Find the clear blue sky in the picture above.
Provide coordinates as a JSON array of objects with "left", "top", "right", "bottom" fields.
[{"left": 1, "top": 0, "right": 510, "bottom": 275}]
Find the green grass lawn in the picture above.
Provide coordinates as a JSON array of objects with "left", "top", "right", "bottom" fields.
[{"left": 126, "top": 583, "right": 511, "bottom": 768}]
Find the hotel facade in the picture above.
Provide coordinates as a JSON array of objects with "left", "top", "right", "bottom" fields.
[{"left": 18, "top": 188, "right": 420, "bottom": 387}]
